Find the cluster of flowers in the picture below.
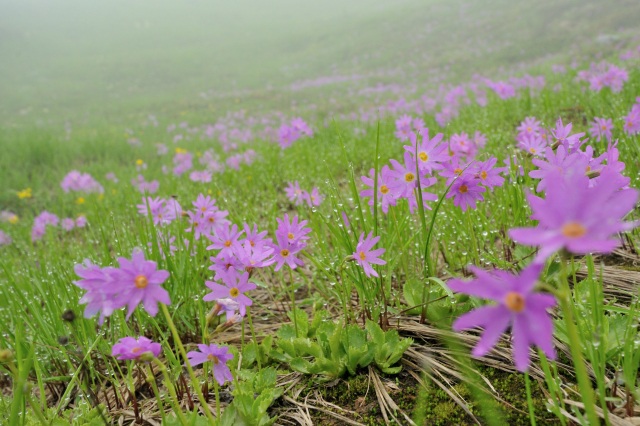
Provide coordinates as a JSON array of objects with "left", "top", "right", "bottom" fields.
[
  {"left": 361, "top": 121, "right": 504, "bottom": 213},
  {"left": 31, "top": 211, "right": 87, "bottom": 242},
  {"left": 137, "top": 197, "right": 183, "bottom": 226},
  {"left": 132, "top": 174, "right": 160, "bottom": 193},
  {"left": 75, "top": 249, "right": 234, "bottom": 385},
  {"left": 284, "top": 181, "right": 324, "bottom": 207},
  {"left": 173, "top": 151, "right": 193, "bottom": 176},
  {"left": 278, "top": 117, "right": 313, "bottom": 149},
  {"left": 60, "top": 170, "right": 103, "bottom": 194},
  {"left": 449, "top": 118, "right": 639, "bottom": 372},
  {"left": 0, "top": 211, "right": 18, "bottom": 246},
  {"left": 576, "top": 61, "right": 628, "bottom": 93},
  {"left": 225, "top": 149, "right": 256, "bottom": 171}
]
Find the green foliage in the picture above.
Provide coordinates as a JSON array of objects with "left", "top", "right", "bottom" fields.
[{"left": 220, "top": 367, "right": 283, "bottom": 426}]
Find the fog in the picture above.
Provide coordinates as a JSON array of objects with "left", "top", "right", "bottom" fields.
[{"left": 1, "top": 0, "right": 639, "bottom": 126}]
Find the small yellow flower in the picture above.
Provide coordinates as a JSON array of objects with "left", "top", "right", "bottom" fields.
[
  {"left": 136, "top": 159, "right": 144, "bottom": 166},
  {"left": 76, "top": 197, "right": 85, "bottom": 205},
  {"left": 8, "top": 215, "right": 19, "bottom": 224},
  {"left": 207, "top": 189, "right": 212, "bottom": 195},
  {"left": 175, "top": 148, "right": 187, "bottom": 154},
  {"left": 17, "top": 188, "right": 32, "bottom": 199}
]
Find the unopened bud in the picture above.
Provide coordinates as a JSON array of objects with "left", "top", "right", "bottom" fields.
[
  {"left": 138, "top": 351, "right": 156, "bottom": 363},
  {"left": 0, "top": 349, "right": 13, "bottom": 363}
]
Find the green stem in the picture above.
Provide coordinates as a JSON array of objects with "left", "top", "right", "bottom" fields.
[
  {"left": 558, "top": 258, "right": 600, "bottom": 426},
  {"left": 153, "top": 358, "right": 188, "bottom": 426},
  {"left": 524, "top": 373, "right": 537, "bottom": 426},
  {"left": 212, "top": 373, "right": 221, "bottom": 419},
  {"left": 288, "top": 268, "right": 299, "bottom": 337},
  {"left": 146, "top": 364, "right": 167, "bottom": 425},
  {"left": 247, "top": 306, "right": 261, "bottom": 369},
  {"left": 160, "top": 303, "right": 216, "bottom": 423}
]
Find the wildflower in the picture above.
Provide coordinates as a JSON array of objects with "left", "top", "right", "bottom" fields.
[
  {"left": 203, "top": 270, "right": 256, "bottom": 316},
  {"left": 0, "top": 230, "right": 11, "bottom": 246},
  {"left": 60, "top": 171, "right": 103, "bottom": 194},
  {"left": 105, "top": 172, "right": 118, "bottom": 183},
  {"left": 0, "top": 211, "right": 18, "bottom": 224},
  {"left": 112, "top": 336, "right": 161, "bottom": 361},
  {"left": 186, "top": 344, "right": 234, "bottom": 385},
  {"left": 210, "top": 298, "right": 240, "bottom": 321},
  {"left": 76, "top": 216, "right": 87, "bottom": 228},
  {"left": 74, "top": 260, "right": 119, "bottom": 324},
  {"left": 275, "top": 214, "right": 311, "bottom": 245},
  {"left": 475, "top": 158, "right": 507, "bottom": 191},
  {"left": 516, "top": 117, "right": 541, "bottom": 139},
  {"left": 360, "top": 166, "right": 399, "bottom": 214},
  {"left": 517, "top": 134, "right": 547, "bottom": 157},
  {"left": 403, "top": 129, "right": 448, "bottom": 174},
  {"left": 352, "top": 232, "right": 386, "bottom": 277},
  {"left": 272, "top": 232, "right": 305, "bottom": 271},
  {"left": 448, "top": 263, "right": 556, "bottom": 372},
  {"left": 550, "top": 118, "right": 584, "bottom": 152},
  {"left": 76, "top": 197, "right": 85, "bottom": 205},
  {"left": 285, "top": 181, "right": 304, "bottom": 205},
  {"left": 61, "top": 218, "right": 75, "bottom": 231},
  {"left": 206, "top": 223, "right": 244, "bottom": 257},
  {"left": 17, "top": 188, "right": 32, "bottom": 199},
  {"left": 589, "top": 117, "right": 613, "bottom": 142},
  {"left": 529, "top": 145, "right": 589, "bottom": 193},
  {"left": 446, "top": 174, "right": 486, "bottom": 211},
  {"left": 111, "top": 249, "right": 171, "bottom": 318},
  {"left": 510, "top": 167, "right": 639, "bottom": 262},
  {"left": 189, "top": 170, "right": 212, "bottom": 183},
  {"left": 303, "top": 187, "right": 324, "bottom": 207}
]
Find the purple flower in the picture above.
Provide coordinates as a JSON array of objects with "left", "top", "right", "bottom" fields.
[
  {"left": 446, "top": 174, "right": 485, "bottom": 211},
  {"left": 275, "top": 214, "right": 311, "bottom": 246},
  {"left": 74, "top": 260, "right": 119, "bottom": 324},
  {"left": 186, "top": 344, "right": 233, "bottom": 385},
  {"left": 448, "top": 263, "right": 556, "bottom": 372},
  {"left": 589, "top": 117, "right": 613, "bottom": 142},
  {"left": 207, "top": 223, "right": 244, "bottom": 257},
  {"left": 360, "top": 165, "right": 399, "bottom": 214},
  {"left": 303, "top": 187, "right": 324, "bottom": 207},
  {"left": 403, "top": 129, "right": 448, "bottom": 174},
  {"left": 510, "top": 167, "right": 639, "bottom": 263},
  {"left": 111, "top": 249, "right": 171, "bottom": 318},
  {"left": 0, "top": 230, "right": 12, "bottom": 246},
  {"left": 203, "top": 270, "right": 255, "bottom": 316},
  {"left": 112, "top": 336, "right": 161, "bottom": 361},
  {"left": 61, "top": 170, "right": 103, "bottom": 194},
  {"left": 353, "top": 232, "right": 386, "bottom": 278},
  {"left": 61, "top": 218, "right": 75, "bottom": 231},
  {"left": 529, "top": 145, "right": 589, "bottom": 193},
  {"left": 189, "top": 170, "right": 212, "bottom": 183},
  {"left": 475, "top": 158, "right": 507, "bottom": 190},
  {"left": 517, "top": 134, "right": 547, "bottom": 157},
  {"left": 285, "top": 181, "right": 304, "bottom": 205},
  {"left": 76, "top": 216, "right": 87, "bottom": 228}
]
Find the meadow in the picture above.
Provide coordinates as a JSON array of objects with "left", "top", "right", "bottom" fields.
[{"left": 2, "top": 1, "right": 640, "bottom": 425}]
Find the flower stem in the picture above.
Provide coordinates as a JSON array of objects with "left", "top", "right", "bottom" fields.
[
  {"left": 524, "top": 373, "right": 537, "bottom": 426},
  {"left": 247, "top": 306, "right": 261, "bottom": 369},
  {"left": 146, "top": 364, "right": 167, "bottom": 425},
  {"left": 152, "top": 358, "right": 188, "bottom": 426},
  {"left": 160, "top": 303, "right": 216, "bottom": 423},
  {"left": 212, "top": 371, "right": 221, "bottom": 419},
  {"left": 558, "top": 258, "right": 599, "bottom": 425},
  {"left": 288, "top": 267, "right": 299, "bottom": 337}
]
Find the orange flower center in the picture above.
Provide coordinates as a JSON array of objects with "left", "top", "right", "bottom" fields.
[
  {"left": 561, "top": 222, "right": 587, "bottom": 238},
  {"left": 208, "top": 217, "right": 215, "bottom": 223},
  {"left": 134, "top": 275, "right": 148, "bottom": 289},
  {"left": 229, "top": 287, "right": 239, "bottom": 298},
  {"left": 529, "top": 148, "right": 536, "bottom": 154},
  {"left": 224, "top": 240, "right": 232, "bottom": 247},
  {"left": 206, "top": 354, "right": 219, "bottom": 364},
  {"left": 359, "top": 251, "right": 366, "bottom": 260},
  {"left": 132, "top": 346, "right": 142, "bottom": 354},
  {"left": 380, "top": 185, "right": 389, "bottom": 194},
  {"left": 287, "top": 232, "right": 294, "bottom": 240},
  {"left": 459, "top": 185, "right": 468, "bottom": 194},
  {"left": 480, "top": 171, "right": 488, "bottom": 180},
  {"left": 454, "top": 168, "right": 462, "bottom": 175},
  {"left": 405, "top": 172, "right": 415, "bottom": 182},
  {"left": 419, "top": 152, "right": 428, "bottom": 162},
  {"left": 281, "top": 249, "right": 290, "bottom": 257},
  {"left": 504, "top": 292, "right": 525, "bottom": 312}
]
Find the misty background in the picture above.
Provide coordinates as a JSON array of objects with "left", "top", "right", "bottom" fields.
[{"left": 1, "top": 0, "right": 639, "bottom": 127}]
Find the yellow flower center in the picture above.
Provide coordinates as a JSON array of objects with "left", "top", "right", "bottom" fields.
[
  {"left": 454, "top": 168, "right": 462, "bottom": 175},
  {"left": 459, "top": 185, "right": 468, "bottom": 194},
  {"left": 419, "top": 152, "right": 428, "bottom": 162},
  {"left": 359, "top": 251, "right": 366, "bottom": 260},
  {"left": 380, "top": 185, "right": 389, "bottom": 194},
  {"left": 132, "top": 346, "right": 142, "bottom": 354},
  {"left": 229, "top": 287, "right": 239, "bottom": 297},
  {"left": 134, "top": 275, "right": 148, "bottom": 289},
  {"left": 529, "top": 148, "right": 536, "bottom": 154},
  {"left": 287, "top": 232, "right": 294, "bottom": 240},
  {"left": 224, "top": 240, "right": 232, "bottom": 247},
  {"left": 207, "top": 354, "right": 219, "bottom": 364},
  {"left": 480, "top": 171, "right": 488, "bottom": 180},
  {"left": 561, "top": 222, "right": 587, "bottom": 238},
  {"left": 526, "top": 126, "right": 532, "bottom": 132},
  {"left": 281, "top": 249, "right": 290, "bottom": 257},
  {"left": 504, "top": 292, "right": 525, "bottom": 313},
  {"left": 405, "top": 173, "right": 415, "bottom": 182},
  {"left": 601, "top": 125, "right": 607, "bottom": 130},
  {"left": 208, "top": 217, "right": 215, "bottom": 223}
]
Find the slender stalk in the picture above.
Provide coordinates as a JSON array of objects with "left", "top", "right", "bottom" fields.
[
  {"left": 288, "top": 267, "right": 299, "bottom": 337},
  {"left": 160, "top": 303, "right": 216, "bottom": 423},
  {"left": 247, "top": 306, "right": 261, "bottom": 369},
  {"left": 212, "top": 372, "right": 221, "bottom": 419},
  {"left": 146, "top": 364, "right": 167, "bottom": 425},
  {"left": 524, "top": 373, "right": 537, "bottom": 426},
  {"left": 152, "top": 358, "right": 188, "bottom": 426},
  {"left": 558, "top": 258, "right": 599, "bottom": 426}
]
